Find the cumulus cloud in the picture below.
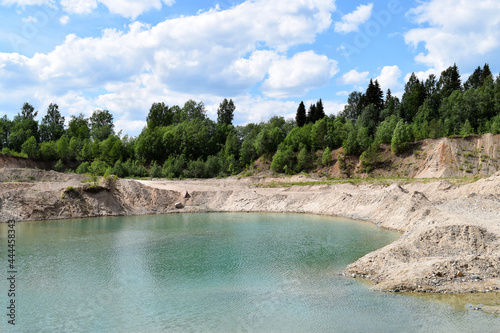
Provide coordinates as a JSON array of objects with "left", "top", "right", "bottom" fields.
[
  {"left": 59, "top": 15, "right": 69, "bottom": 25},
  {"left": 98, "top": 0, "right": 173, "bottom": 19},
  {"left": 0, "top": 0, "right": 336, "bottom": 95},
  {"left": 60, "top": 0, "right": 96, "bottom": 14},
  {"left": 1, "top": 0, "right": 50, "bottom": 5},
  {"left": 375, "top": 65, "right": 402, "bottom": 92},
  {"left": 340, "top": 69, "right": 369, "bottom": 85},
  {"left": 5, "top": 0, "right": 175, "bottom": 19},
  {"left": 405, "top": 0, "right": 500, "bottom": 70},
  {"left": 0, "top": 0, "right": 338, "bottom": 133},
  {"left": 262, "top": 51, "right": 338, "bottom": 98},
  {"left": 22, "top": 16, "right": 38, "bottom": 22},
  {"left": 334, "top": 3, "right": 373, "bottom": 33}
]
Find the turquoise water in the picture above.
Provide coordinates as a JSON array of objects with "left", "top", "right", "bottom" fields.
[{"left": 1, "top": 213, "right": 499, "bottom": 332}]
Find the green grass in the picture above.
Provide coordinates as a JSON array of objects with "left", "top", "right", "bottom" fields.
[{"left": 253, "top": 175, "right": 485, "bottom": 188}]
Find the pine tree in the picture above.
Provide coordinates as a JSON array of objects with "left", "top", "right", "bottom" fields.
[
  {"left": 307, "top": 104, "right": 317, "bottom": 124},
  {"left": 438, "top": 63, "right": 461, "bottom": 99},
  {"left": 316, "top": 99, "right": 325, "bottom": 120},
  {"left": 295, "top": 101, "right": 307, "bottom": 127}
]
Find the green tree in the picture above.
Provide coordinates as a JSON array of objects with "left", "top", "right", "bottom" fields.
[
  {"left": 295, "top": 101, "right": 307, "bottom": 127},
  {"left": 438, "top": 63, "right": 461, "bottom": 100},
  {"left": 39, "top": 103, "right": 65, "bottom": 142},
  {"left": 295, "top": 145, "right": 309, "bottom": 172},
  {"left": 321, "top": 147, "right": 331, "bottom": 166},
  {"left": 270, "top": 145, "right": 293, "bottom": 173},
  {"left": 147, "top": 102, "right": 173, "bottom": 129},
  {"left": 67, "top": 114, "right": 90, "bottom": 140},
  {"left": 21, "top": 136, "right": 39, "bottom": 158},
  {"left": 10, "top": 103, "right": 39, "bottom": 151},
  {"left": 400, "top": 73, "right": 426, "bottom": 123},
  {"left": 90, "top": 109, "right": 114, "bottom": 142},
  {"left": 55, "top": 135, "right": 70, "bottom": 161},
  {"left": 340, "top": 91, "right": 364, "bottom": 121},
  {"left": 391, "top": 119, "right": 411, "bottom": 154},
  {"left": 217, "top": 98, "right": 235, "bottom": 126}
]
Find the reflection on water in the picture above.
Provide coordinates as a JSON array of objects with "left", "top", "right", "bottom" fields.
[{"left": 0, "top": 213, "right": 498, "bottom": 332}]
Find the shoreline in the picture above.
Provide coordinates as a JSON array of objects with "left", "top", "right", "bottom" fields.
[{"left": 1, "top": 168, "right": 499, "bottom": 297}]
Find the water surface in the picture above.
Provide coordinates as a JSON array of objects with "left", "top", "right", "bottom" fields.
[{"left": 1, "top": 213, "right": 498, "bottom": 332}]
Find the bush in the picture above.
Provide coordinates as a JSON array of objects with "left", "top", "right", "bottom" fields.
[
  {"left": 53, "top": 159, "right": 65, "bottom": 172},
  {"left": 76, "top": 162, "right": 90, "bottom": 174}
]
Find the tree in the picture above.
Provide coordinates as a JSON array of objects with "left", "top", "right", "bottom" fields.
[
  {"left": 90, "top": 110, "right": 114, "bottom": 142},
  {"left": 40, "top": 103, "right": 65, "bottom": 142},
  {"left": 67, "top": 114, "right": 90, "bottom": 140},
  {"left": 340, "top": 91, "right": 364, "bottom": 121},
  {"left": 364, "top": 79, "right": 384, "bottom": 112},
  {"left": 10, "top": 103, "right": 39, "bottom": 151},
  {"left": 182, "top": 100, "right": 206, "bottom": 121},
  {"left": 21, "top": 136, "right": 39, "bottom": 158},
  {"left": 56, "top": 135, "right": 70, "bottom": 161},
  {"left": 391, "top": 119, "right": 411, "bottom": 154},
  {"left": 400, "top": 73, "right": 426, "bottom": 123},
  {"left": 295, "top": 101, "right": 307, "bottom": 127},
  {"left": 316, "top": 99, "right": 326, "bottom": 120},
  {"left": 321, "top": 147, "right": 331, "bottom": 166},
  {"left": 147, "top": 102, "right": 173, "bottom": 129},
  {"left": 307, "top": 103, "right": 317, "bottom": 124},
  {"left": 438, "top": 63, "right": 461, "bottom": 99},
  {"left": 217, "top": 98, "right": 235, "bottom": 126}
]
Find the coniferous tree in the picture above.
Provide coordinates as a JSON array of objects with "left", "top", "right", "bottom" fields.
[
  {"left": 316, "top": 99, "right": 325, "bottom": 120},
  {"left": 307, "top": 104, "right": 317, "bottom": 124},
  {"left": 438, "top": 63, "right": 461, "bottom": 99},
  {"left": 296, "top": 101, "right": 307, "bottom": 127}
]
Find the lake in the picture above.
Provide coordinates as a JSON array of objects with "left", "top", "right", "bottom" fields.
[{"left": 1, "top": 213, "right": 499, "bottom": 332}]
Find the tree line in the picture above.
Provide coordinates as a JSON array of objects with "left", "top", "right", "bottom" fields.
[{"left": 1, "top": 63, "right": 500, "bottom": 178}]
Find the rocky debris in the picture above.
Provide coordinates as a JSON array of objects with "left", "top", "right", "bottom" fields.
[
  {"left": 182, "top": 190, "right": 191, "bottom": 198},
  {"left": 175, "top": 202, "right": 184, "bottom": 209}
]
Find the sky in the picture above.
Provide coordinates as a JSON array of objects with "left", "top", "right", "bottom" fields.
[{"left": 1, "top": 0, "right": 500, "bottom": 136}]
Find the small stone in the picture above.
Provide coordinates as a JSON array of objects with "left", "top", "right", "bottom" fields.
[
  {"left": 456, "top": 271, "right": 464, "bottom": 277},
  {"left": 182, "top": 190, "right": 191, "bottom": 198},
  {"left": 175, "top": 202, "right": 184, "bottom": 209}
]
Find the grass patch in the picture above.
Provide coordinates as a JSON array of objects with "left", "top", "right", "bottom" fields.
[{"left": 253, "top": 175, "right": 485, "bottom": 188}]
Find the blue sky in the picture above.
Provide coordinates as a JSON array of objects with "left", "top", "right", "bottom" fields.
[{"left": 1, "top": 0, "right": 500, "bottom": 136}]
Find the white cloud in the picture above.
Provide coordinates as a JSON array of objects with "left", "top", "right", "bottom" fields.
[
  {"left": 340, "top": 69, "right": 369, "bottom": 85},
  {"left": 262, "top": 51, "right": 338, "bottom": 98},
  {"left": 375, "top": 65, "right": 402, "bottom": 92},
  {"left": 98, "top": 0, "right": 172, "bottom": 19},
  {"left": 60, "top": 0, "right": 96, "bottom": 14},
  {"left": 334, "top": 3, "right": 373, "bottom": 33},
  {"left": 1, "top": 0, "right": 50, "bottom": 5},
  {"left": 5, "top": 0, "right": 175, "bottom": 18},
  {"left": 0, "top": 0, "right": 338, "bottom": 134},
  {"left": 405, "top": 0, "right": 500, "bottom": 70},
  {"left": 22, "top": 16, "right": 38, "bottom": 22},
  {"left": 59, "top": 15, "right": 70, "bottom": 25}
]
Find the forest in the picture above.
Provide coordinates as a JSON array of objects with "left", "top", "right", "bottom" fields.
[{"left": 1, "top": 63, "right": 500, "bottom": 179}]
